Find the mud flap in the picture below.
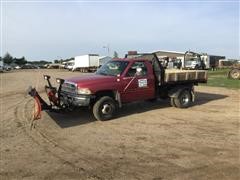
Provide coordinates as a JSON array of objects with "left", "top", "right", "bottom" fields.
[{"left": 191, "top": 88, "right": 195, "bottom": 102}]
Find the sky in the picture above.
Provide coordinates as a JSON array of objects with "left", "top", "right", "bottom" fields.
[{"left": 0, "top": 0, "right": 239, "bottom": 61}]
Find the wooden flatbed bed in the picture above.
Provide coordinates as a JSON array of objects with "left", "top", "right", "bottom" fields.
[{"left": 164, "top": 69, "right": 208, "bottom": 83}]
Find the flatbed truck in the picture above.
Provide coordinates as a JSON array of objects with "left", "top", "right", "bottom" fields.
[{"left": 28, "top": 53, "right": 207, "bottom": 121}]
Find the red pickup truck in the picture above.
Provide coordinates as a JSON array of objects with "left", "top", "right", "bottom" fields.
[{"left": 28, "top": 54, "right": 207, "bottom": 121}]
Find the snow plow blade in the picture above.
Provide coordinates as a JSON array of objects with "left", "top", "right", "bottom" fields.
[{"left": 27, "top": 86, "right": 51, "bottom": 120}]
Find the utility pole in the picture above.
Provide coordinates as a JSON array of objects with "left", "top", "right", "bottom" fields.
[{"left": 103, "top": 44, "right": 110, "bottom": 56}]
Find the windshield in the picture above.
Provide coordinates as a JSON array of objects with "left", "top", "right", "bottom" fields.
[{"left": 96, "top": 61, "right": 129, "bottom": 76}]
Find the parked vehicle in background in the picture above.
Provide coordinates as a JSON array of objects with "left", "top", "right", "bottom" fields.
[
  {"left": 185, "top": 60, "right": 201, "bottom": 69},
  {"left": 21, "top": 64, "right": 38, "bottom": 69},
  {"left": 73, "top": 54, "right": 99, "bottom": 72},
  {"left": 47, "top": 63, "right": 64, "bottom": 69},
  {"left": 3, "top": 65, "right": 13, "bottom": 71},
  {"left": 64, "top": 62, "right": 74, "bottom": 71},
  {"left": 228, "top": 61, "right": 240, "bottom": 80},
  {"left": 218, "top": 59, "right": 235, "bottom": 69},
  {"left": 184, "top": 51, "right": 206, "bottom": 70},
  {"left": 14, "top": 65, "right": 21, "bottom": 69},
  {"left": 37, "top": 65, "right": 47, "bottom": 69},
  {"left": 0, "top": 60, "right": 3, "bottom": 72}
]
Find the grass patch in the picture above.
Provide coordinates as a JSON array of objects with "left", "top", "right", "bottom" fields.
[{"left": 200, "top": 69, "right": 240, "bottom": 89}]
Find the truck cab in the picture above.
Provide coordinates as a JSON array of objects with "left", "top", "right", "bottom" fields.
[{"left": 60, "top": 59, "right": 156, "bottom": 109}]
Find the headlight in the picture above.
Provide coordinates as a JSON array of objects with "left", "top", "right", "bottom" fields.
[
  {"left": 56, "top": 78, "right": 64, "bottom": 84},
  {"left": 44, "top": 75, "right": 50, "bottom": 80},
  {"left": 77, "top": 88, "right": 91, "bottom": 95}
]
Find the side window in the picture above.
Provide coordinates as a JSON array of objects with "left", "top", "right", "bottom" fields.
[{"left": 126, "top": 62, "right": 148, "bottom": 77}]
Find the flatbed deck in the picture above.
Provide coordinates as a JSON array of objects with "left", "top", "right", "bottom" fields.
[{"left": 164, "top": 69, "right": 207, "bottom": 83}]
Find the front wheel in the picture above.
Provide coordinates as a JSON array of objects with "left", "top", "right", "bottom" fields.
[
  {"left": 93, "top": 96, "right": 116, "bottom": 121},
  {"left": 173, "top": 89, "right": 192, "bottom": 108}
]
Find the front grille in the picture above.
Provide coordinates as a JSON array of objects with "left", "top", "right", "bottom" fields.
[{"left": 61, "top": 81, "right": 77, "bottom": 94}]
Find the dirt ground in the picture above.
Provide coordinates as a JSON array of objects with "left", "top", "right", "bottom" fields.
[{"left": 0, "top": 69, "right": 239, "bottom": 180}]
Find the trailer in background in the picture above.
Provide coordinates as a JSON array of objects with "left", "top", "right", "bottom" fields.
[
  {"left": 72, "top": 55, "right": 112, "bottom": 72},
  {"left": 73, "top": 54, "right": 99, "bottom": 72},
  {"left": 201, "top": 54, "right": 226, "bottom": 70}
]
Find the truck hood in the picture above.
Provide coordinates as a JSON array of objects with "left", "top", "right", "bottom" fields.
[{"left": 65, "top": 74, "right": 118, "bottom": 92}]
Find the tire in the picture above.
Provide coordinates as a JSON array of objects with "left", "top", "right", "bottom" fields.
[
  {"left": 147, "top": 98, "right": 157, "bottom": 103},
  {"left": 229, "top": 69, "right": 240, "bottom": 80},
  {"left": 170, "top": 97, "right": 177, "bottom": 107},
  {"left": 173, "top": 89, "right": 192, "bottom": 108},
  {"left": 93, "top": 96, "right": 116, "bottom": 121}
]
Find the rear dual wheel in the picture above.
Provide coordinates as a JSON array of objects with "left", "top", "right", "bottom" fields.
[{"left": 171, "top": 89, "right": 192, "bottom": 108}]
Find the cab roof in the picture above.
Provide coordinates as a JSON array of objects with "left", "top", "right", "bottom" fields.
[{"left": 112, "top": 58, "right": 149, "bottom": 62}]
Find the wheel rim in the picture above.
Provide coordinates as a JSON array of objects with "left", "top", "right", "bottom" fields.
[
  {"left": 101, "top": 103, "right": 112, "bottom": 115},
  {"left": 231, "top": 71, "right": 239, "bottom": 79},
  {"left": 181, "top": 93, "right": 190, "bottom": 105}
]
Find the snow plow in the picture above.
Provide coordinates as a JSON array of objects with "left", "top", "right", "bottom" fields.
[{"left": 27, "top": 75, "right": 67, "bottom": 123}]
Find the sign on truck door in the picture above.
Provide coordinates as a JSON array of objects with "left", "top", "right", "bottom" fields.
[{"left": 120, "top": 61, "right": 155, "bottom": 102}]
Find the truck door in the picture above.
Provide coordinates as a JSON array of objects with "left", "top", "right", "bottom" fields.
[{"left": 120, "top": 61, "right": 155, "bottom": 103}]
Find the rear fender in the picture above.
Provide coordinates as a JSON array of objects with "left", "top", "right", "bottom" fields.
[{"left": 168, "top": 85, "right": 194, "bottom": 102}]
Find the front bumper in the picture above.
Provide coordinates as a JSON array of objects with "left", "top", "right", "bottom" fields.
[{"left": 60, "top": 92, "right": 92, "bottom": 107}]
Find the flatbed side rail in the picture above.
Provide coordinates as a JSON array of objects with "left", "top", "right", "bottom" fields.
[{"left": 164, "top": 70, "right": 208, "bottom": 83}]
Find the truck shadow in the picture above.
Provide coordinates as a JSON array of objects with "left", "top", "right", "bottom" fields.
[
  {"left": 45, "top": 107, "right": 96, "bottom": 128},
  {"left": 46, "top": 91, "right": 227, "bottom": 128},
  {"left": 193, "top": 92, "right": 228, "bottom": 106},
  {"left": 116, "top": 92, "right": 227, "bottom": 119}
]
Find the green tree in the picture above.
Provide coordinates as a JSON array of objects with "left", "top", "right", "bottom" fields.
[
  {"left": 3, "top": 52, "right": 13, "bottom": 64},
  {"left": 15, "top": 56, "right": 27, "bottom": 65},
  {"left": 113, "top": 51, "right": 119, "bottom": 58}
]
